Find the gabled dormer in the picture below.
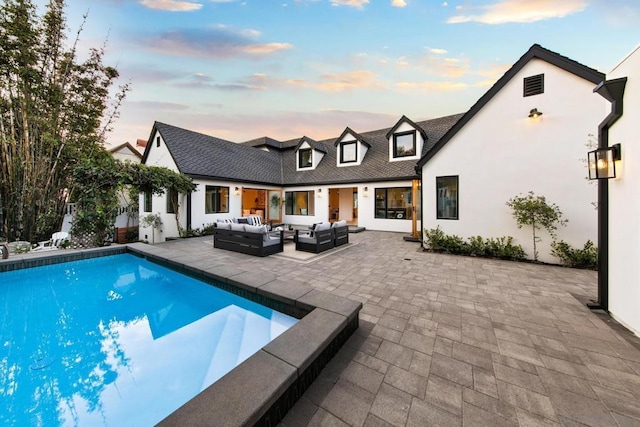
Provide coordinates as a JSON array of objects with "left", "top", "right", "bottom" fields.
[
  {"left": 295, "top": 136, "right": 327, "bottom": 171},
  {"left": 334, "top": 127, "right": 371, "bottom": 167},
  {"left": 386, "top": 116, "right": 428, "bottom": 162}
]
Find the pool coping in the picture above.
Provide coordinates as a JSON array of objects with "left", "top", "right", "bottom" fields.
[{"left": 1, "top": 244, "right": 362, "bottom": 426}]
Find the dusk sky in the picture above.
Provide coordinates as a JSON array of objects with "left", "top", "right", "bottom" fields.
[{"left": 56, "top": 0, "right": 640, "bottom": 147}]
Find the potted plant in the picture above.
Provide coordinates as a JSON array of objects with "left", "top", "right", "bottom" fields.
[{"left": 270, "top": 194, "right": 281, "bottom": 209}]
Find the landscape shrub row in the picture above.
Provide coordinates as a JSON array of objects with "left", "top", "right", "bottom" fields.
[
  {"left": 424, "top": 227, "right": 598, "bottom": 269},
  {"left": 423, "top": 227, "right": 526, "bottom": 261},
  {"left": 551, "top": 240, "right": 598, "bottom": 270}
]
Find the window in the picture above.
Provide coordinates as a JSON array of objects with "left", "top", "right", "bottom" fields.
[
  {"left": 374, "top": 187, "right": 412, "bottom": 219},
  {"left": 143, "top": 191, "right": 152, "bottom": 213},
  {"left": 393, "top": 131, "right": 416, "bottom": 158},
  {"left": 523, "top": 74, "right": 544, "bottom": 97},
  {"left": 166, "top": 189, "right": 178, "bottom": 214},
  {"left": 298, "top": 148, "right": 312, "bottom": 168},
  {"left": 156, "top": 136, "right": 160, "bottom": 147},
  {"left": 205, "top": 186, "right": 229, "bottom": 214},
  {"left": 340, "top": 142, "right": 357, "bottom": 163},
  {"left": 285, "top": 191, "right": 315, "bottom": 215},
  {"left": 436, "top": 176, "right": 458, "bottom": 220}
]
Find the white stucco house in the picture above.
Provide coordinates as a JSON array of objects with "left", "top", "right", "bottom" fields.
[
  {"left": 417, "top": 44, "right": 606, "bottom": 263},
  {"left": 602, "top": 44, "right": 639, "bottom": 335},
  {"left": 138, "top": 114, "right": 461, "bottom": 243}
]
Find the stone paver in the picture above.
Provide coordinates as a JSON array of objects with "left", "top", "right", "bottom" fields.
[{"left": 135, "top": 231, "right": 640, "bottom": 426}]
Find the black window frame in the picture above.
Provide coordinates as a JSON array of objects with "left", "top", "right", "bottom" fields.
[
  {"left": 523, "top": 74, "right": 544, "bottom": 97},
  {"left": 166, "top": 189, "right": 178, "bottom": 214},
  {"left": 340, "top": 141, "right": 358, "bottom": 164},
  {"left": 156, "top": 136, "right": 160, "bottom": 147},
  {"left": 298, "top": 148, "right": 312, "bottom": 168},
  {"left": 392, "top": 131, "right": 417, "bottom": 158},
  {"left": 285, "top": 190, "right": 315, "bottom": 216},
  {"left": 436, "top": 176, "right": 459, "bottom": 220},
  {"left": 205, "top": 185, "right": 230, "bottom": 214},
  {"left": 374, "top": 187, "right": 412, "bottom": 220},
  {"left": 143, "top": 191, "right": 152, "bottom": 213}
]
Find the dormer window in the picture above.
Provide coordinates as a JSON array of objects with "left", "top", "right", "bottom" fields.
[
  {"left": 393, "top": 131, "right": 416, "bottom": 158},
  {"left": 340, "top": 141, "right": 357, "bottom": 163},
  {"left": 334, "top": 127, "right": 370, "bottom": 167},
  {"left": 387, "top": 116, "right": 426, "bottom": 162},
  {"left": 295, "top": 137, "right": 326, "bottom": 171},
  {"left": 298, "top": 148, "right": 312, "bottom": 168}
]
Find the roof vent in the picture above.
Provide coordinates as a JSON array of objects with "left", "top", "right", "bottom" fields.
[{"left": 523, "top": 74, "right": 544, "bottom": 97}]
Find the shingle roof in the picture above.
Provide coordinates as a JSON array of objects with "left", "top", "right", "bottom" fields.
[
  {"left": 281, "top": 114, "right": 463, "bottom": 186},
  {"left": 144, "top": 122, "right": 283, "bottom": 185},
  {"left": 417, "top": 44, "right": 605, "bottom": 168},
  {"left": 142, "top": 113, "right": 463, "bottom": 186},
  {"left": 240, "top": 136, "right": 283, "bottom": 150}
]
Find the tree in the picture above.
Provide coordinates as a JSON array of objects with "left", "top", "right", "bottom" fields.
[
  {"left": 506, "top": 191, "right": 567, "bottom": 261},
  {"left": 0, "top": 0, "right": 128, "bottom": 242}
]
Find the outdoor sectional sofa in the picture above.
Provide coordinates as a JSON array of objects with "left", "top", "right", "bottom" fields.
[
  {"left": 295, "top": 221, "right": 349, "bottom": 254},
  {"left": 213, "top": 222, "right": 283, "bottom": 257}
]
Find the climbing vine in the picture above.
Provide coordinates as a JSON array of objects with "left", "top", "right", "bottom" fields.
[{"left": 72, "top": 154, "right": 195, "bottom": 246}]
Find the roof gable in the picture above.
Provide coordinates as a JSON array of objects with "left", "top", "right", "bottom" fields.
[
  {"left": 385, "top": 115, "right": 428, "bottom": 141},
  {"left": 294, "top": 136, "right": 328, "bottom": 154},
  {"left": 417, "top": 43, "right": 605, "bottom": 168},
  {"left": 333, "top": 127, "right": 372, "bottom": 148},
  {"left": 109, "top": 141, "right": 142, "bottom": 159}
]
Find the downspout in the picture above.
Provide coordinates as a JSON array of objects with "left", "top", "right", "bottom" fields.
[
  {"left": 186, "top": 194, "right": 192, "bottom": 231},
  {"left": 588, "top": 77, "right": 627, "bottom": 311}
]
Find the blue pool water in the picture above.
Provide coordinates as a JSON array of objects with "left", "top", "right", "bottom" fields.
[{"left": 0, "top": 254, "right": 298, "bottom": 426}]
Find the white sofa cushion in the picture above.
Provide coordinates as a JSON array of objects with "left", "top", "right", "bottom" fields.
[
  {"left": 315, "top": 222, "right": 331, "bottom": 232},
  {"left": 230, "top": 223, "right": 245, "bottom": 232},
  {"left": 216, "top": 222, "right": 232, "bottom": 230}
]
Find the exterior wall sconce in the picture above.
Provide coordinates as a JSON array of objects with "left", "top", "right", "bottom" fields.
[
  {"left": 528, "top": 108, "right": 543, "bottom": 118},
  {"left": 363, "top": 186, "right": 368, "bottom": 197},
  {"left": 588, "top": 144, "right": 621, "bottom": 180},
  {"left": 317, "top": 188, "right": 322, "bottom": 197},
  {"left": 234, "top": 187, "right": 240, "bottom": 195}
]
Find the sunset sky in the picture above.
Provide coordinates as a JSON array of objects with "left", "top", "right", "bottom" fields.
[{"left": 55, "top": 0, "right": 640, "bottom": 147}]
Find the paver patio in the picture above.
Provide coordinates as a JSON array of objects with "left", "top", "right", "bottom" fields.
[{"left": 19, "top": 230, "right": 640, "bottom": 426}]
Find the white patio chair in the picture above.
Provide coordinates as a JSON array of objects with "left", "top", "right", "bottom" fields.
[{"left": 31, "top": 232, "right": 70, "bottom": 252}]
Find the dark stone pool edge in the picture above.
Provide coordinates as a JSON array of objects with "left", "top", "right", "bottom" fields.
[{"left": 1, "top": 244, "right": 362, "bottom": 427}]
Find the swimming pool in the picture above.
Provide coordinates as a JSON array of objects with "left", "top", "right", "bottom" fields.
[{"left": 0, "top": 253, "right": 298, "bottom": 426}]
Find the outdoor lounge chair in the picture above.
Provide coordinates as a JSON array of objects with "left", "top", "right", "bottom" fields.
[
  {"left": 332, "top": 220, "right": 349, "bottom": 247},
  {"left": 31, "top": 232, "right": 70, "bottom": 252},
  {"left": 295, "top": 222, "right": 333, "bottom": 253}
]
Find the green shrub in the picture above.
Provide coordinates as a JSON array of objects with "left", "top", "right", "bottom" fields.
[
  {"left": 485, "top": 236, "right": 526, "bottom": 261},
  {"left": 423, "top": 227, "right": 469, "bottom": 254},
  {"left": 201, "top": 223, "right": 216, "bottom": 236},
  {"left": 551, "top": 240, "right": 598, "bottom": 270},
  {"left": 423, "top": 228, "right": 526, "bottom": 261},
  {"left": 423, "top": 226, "right": 448, "bottom": 251},
  {"left": 467, "top": 236, "right": 487, "bottom": 256}
]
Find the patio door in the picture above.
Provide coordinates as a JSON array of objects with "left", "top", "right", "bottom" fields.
[{"left": 267, "top": 190, "right": 283, "bottom": 223}]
